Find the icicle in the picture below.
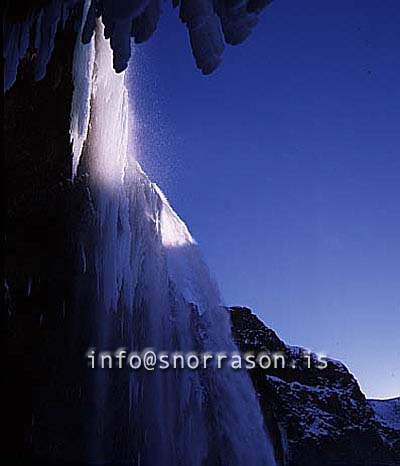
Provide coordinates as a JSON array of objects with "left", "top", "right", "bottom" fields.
[
  {"left": 70, "top": 0, "right": 95, "bottom": 178},
  {"left": 4, "top": 0, "right": 273, "bottom": 93},
  {"left": 3, "top": 19, "right": 32, "bottom": 92},
  {"left": 33, "top": 1, "right": 63, "bottom": 81},
  {"left": 27, "top": 276, "right": 32, "bottom": 296},
  {"left": 81, "top": 242, "right": 87, "bottom": 273}
]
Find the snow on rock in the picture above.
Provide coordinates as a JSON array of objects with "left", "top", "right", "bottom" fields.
[
  {"left": 370, "top": 398, "right": 400, "bottom": 432},
  {"left": 230, "top": 306, "right": 400, "bottom": 466}
]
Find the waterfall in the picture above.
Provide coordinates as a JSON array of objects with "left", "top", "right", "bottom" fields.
[{"left": 70, "top": 21, "right": 276, "bottom": 466}]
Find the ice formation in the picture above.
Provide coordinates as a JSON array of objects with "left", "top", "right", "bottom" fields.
[
  {"left": 67, "top": 20, "right": 276, "bottom": 465},
  {"left": 3, "top": 0, "right": 274, "bottom": 92},
  {"left": 70, "top": 0, "right": 95, "bottom": 178},
  {"left": 3, "top": 0, "right": 79, "bottom": 92}
]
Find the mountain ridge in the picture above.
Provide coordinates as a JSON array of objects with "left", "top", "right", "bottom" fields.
[{"left": 229, "top": 306, "right": 400, "bottom": 466}]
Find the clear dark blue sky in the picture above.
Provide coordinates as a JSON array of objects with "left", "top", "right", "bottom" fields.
[{"left": 128, "top": 0, "right": 400, "bottom": 398}]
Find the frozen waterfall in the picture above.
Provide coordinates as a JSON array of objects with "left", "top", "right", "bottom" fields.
[{"left": 70, "top": 20, "right": 276, "bottom": 466}]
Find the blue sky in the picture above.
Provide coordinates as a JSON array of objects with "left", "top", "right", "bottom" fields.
[{"left": 128, "top": 0, "right": 400, "bottom": 399}]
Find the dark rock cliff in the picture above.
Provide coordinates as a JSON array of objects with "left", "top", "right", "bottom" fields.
[
  {"left": 3, "top": 20, "right": 90, "bottom": 463},
  {"left": 229, "top": 306, "right": 400, "bottom": 466}
]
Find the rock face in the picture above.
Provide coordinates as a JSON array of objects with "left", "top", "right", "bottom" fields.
[
  {"left": 3, "top": 20, "right": 92, "bottom": 463},
  {"left": 370, "top": 398, "right": 400, "bottom": 455},
  {"left": 229, "top": 306, "right": 400, "bottom": 466}
]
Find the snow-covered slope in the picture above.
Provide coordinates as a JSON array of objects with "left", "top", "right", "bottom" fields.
[
  {"left": 369, "top": 397, "right": 400, "bottom": 452},
  {"left": 370, "top": 398, "right": 400, "bottom": 431}
]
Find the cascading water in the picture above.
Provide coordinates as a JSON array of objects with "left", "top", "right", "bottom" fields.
[{"left": 70, "top": 21, "right": 276, "bottom": 466}]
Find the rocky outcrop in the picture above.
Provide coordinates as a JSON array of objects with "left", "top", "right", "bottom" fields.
[
  {"left": 230, "top": 306, "right": 400, "bottom": 466},
  {"left": 370, "top": 398, "right": 400, "bottom": 455}
]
